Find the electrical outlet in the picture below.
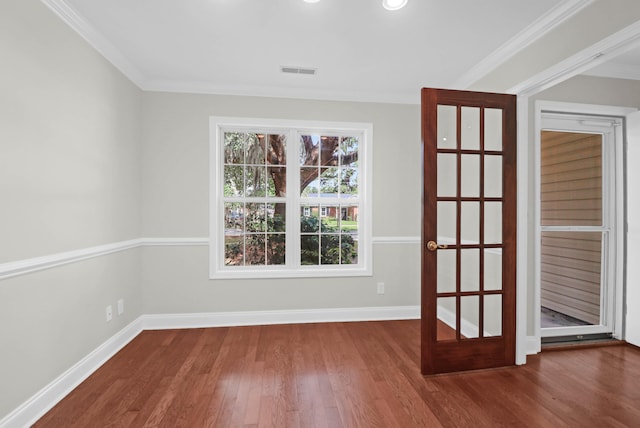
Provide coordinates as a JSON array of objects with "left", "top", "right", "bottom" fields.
[
  {"left": 117, "top": 299, "right": 124, "bottom": 315},
  {"left": 377, "top": 282, "right": 385, "bottom": 294},
  {"left": 106, "top": 305, "right": 113, "bottom": 322}
]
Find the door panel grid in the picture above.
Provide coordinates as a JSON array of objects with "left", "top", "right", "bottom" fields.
[{"left": 422, "top": 88, "right": 516, "bottom": 375}]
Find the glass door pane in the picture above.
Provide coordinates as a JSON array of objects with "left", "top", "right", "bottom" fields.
[
  {"left": 540, "top": 231, "right": 602, "bottom": 326},
  {"left": 435, "top": 103, "right": 507, "bottom": 342},
  {"left": 539, "top": 120, "right": 615, "bottom": 336},
  {"left": 423, "top": 88, "right": 516, "bottom": 375}
]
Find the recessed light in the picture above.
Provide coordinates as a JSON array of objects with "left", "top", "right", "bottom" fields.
[
  {"left": 382, "top": 0, "right": 408, "bottom": 11},
  {"left": 303, "top": 0, "right": 321, "bottom": 3}
]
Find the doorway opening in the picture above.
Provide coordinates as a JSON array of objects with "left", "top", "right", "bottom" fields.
[{"left": 535, "top": 104, "right": 625, "bottom": 342}]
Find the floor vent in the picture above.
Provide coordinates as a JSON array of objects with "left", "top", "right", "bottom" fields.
[{"left": 281, "top": 66, "right": 317, "bottom": 75}]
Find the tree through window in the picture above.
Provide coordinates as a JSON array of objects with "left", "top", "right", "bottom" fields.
[{"left": 211, "top": 118, "right": 372, "bottom": 278}]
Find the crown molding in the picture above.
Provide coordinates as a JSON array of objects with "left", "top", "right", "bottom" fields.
[
  {"left": 41, "top": 0, "right": 420, "bottom": 105},
  {"left": 452, "top": 0, "right": 594, "bottom": 89},
  {"left": 40, "top": 0, "right": 597, "bottom": 105},
  {"left": 40, "top": 0, "right": 147, "bottom": 86},
  {"left": 141, "top": 79, "right": 420, "bottom": 105}
]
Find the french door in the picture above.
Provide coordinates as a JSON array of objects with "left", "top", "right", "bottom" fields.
[
  {"left": 421, "top": 88, "right": 517, "bottom": 375},
  {"left": 538, "top": 112, "right": 621, "bottom": 338}
]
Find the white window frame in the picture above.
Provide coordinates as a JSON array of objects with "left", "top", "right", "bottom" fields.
[{"left": 209, "top": 117, "right": 373, "bottom": 279}]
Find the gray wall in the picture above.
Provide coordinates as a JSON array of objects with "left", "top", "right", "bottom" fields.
[
  {"left": 4, "top": 0, "right": 640, "bottom": 421},
  {"left": 0, "top": 1, "right": 423, "bottom": 419},
  {"left": 0, "top": 0, "right": 143, "bottom": 419},
  {"left": 139, "top": 92, "right": 422, "bottom": 314}
]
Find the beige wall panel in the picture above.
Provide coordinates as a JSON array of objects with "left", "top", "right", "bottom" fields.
[
  {"left": 0, "top": 250, "right": 142, "bottom": 420},
  {"left": 140, "top": 244, "right": 420, "bottom": 314},
  {"left": 140, "top": 92, "right": 421, "bottom": 238},
  {"left": 0, "top": 0, "right": 142, "bottom": 262},
  {"left": 0, "top": 0, "right": 143, "bottom": 420},
  {"left": 138, "top": 92, "right": 422, "bottom": 315}
]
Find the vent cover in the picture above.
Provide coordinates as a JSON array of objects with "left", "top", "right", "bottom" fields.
[{"left": 281, "top": 66, "right": 317, "bottom": 75}]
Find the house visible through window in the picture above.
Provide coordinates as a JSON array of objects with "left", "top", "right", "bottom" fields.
[{"left": 210, "top": 117, "right": 372, "bottom": 278}]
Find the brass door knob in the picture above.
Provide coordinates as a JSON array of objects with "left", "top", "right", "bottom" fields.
[{"left": 426, "top": 241, "right": 448, "bottom": 252}]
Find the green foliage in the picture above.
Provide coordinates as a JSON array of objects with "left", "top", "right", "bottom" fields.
[
  {"left": 300, "top": 216, "right": 356, "bottom": 265},
  {"left": 223, "top": 131, "right": 359, "bottom": 267}
]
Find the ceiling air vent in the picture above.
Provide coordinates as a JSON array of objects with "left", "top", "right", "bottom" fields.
[{"left": 281, "top": 66, "right": 317, "bottom": 75}]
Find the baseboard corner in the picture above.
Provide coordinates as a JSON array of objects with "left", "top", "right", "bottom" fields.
[{"left": 0, "top": 317, "right": 143, "bottom": 428}]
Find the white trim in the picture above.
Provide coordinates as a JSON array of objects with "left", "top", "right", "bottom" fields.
[
  {"left": 141, "top": 306, "right": 420, "bottom": 330},
  {"left": 209, "top": 117, "right": 373, "bottom": 279},
  {"left": 140, "top": 237, "right": 209, "bottom": 246},
  {"left": 0, "top": 239, "right": 141, "bottom": 281},
  {"left": 0, "top": 318, "right": 143, "bottom": 428},
  {"left": 144, "top": 79, "right": 420, "bottom": 105},
  {"left": 534, "top": 101, "right": 636, "bottom": 118},
  {"left": 0, "top": 236, "right": 423, "bottom": 282},
  {"left": 436, "top": 304, "right": 492, "bottom": 339},
  {"left": 40, "top": 0, "right": 147, "bottom": 85},
  {"left": 516, "top": 95, "right": 530, "bottom": 365},
  {"left": 509, "top": 20, "right": 640, "bottom": 96},
  {"left": 372, "top": 236, "right": 420, "bottom": 244},
  {"left": 526, "top": 335, "right": 541, "bottom": 355},
  {"left": 453, "top": 0, "right": 593, "bottom": 89}
]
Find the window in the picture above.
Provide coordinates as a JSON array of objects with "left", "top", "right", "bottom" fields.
[{"left": 210, "top": 117, "right": 372, "bottom": 278}]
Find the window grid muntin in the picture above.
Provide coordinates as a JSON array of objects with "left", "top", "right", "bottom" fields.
[{"left": 213, "top": 120, "right": 369, "bottom": 277}]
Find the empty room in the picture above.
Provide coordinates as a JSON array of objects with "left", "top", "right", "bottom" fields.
[{"left": 2, "top": 0, "right": 640, "bottom": 427}]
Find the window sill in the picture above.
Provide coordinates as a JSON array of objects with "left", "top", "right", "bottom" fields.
[{"left": 209, "top": 265, "right": 373, "bottom": 280}]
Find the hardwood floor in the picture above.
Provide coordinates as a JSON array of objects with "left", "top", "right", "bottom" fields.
[{"left": 34, "top": 320, "right": 640, "bottom": 427}]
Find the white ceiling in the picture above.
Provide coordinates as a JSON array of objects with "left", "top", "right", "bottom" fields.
[{"left": 44, "top": 0, "right": 625, "bottom": 104}]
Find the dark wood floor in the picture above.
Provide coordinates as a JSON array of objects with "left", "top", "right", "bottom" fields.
[{"left": 35, "top": 320, "right": 640, "bottom": 427}]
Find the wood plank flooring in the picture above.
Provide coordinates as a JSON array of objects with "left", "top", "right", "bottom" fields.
[{"left": 34, "top": 320, "right": 640, "bottom": 427}]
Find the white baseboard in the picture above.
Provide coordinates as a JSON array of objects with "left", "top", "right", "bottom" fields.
[
  {"left": 526, "top": 335, "right": 541, "bottom": 355},
  {"left": 0, "top": 319, "right": 143, "bottom": 428},
  {"left": 141, "top": 305, "right": 421, "bottom": 330},
  {"left": 1, "top": 306, "right": 418, "bottom": 428},
  {"left": 437, "top": 304, "right": 497, "bottom": 338}
]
